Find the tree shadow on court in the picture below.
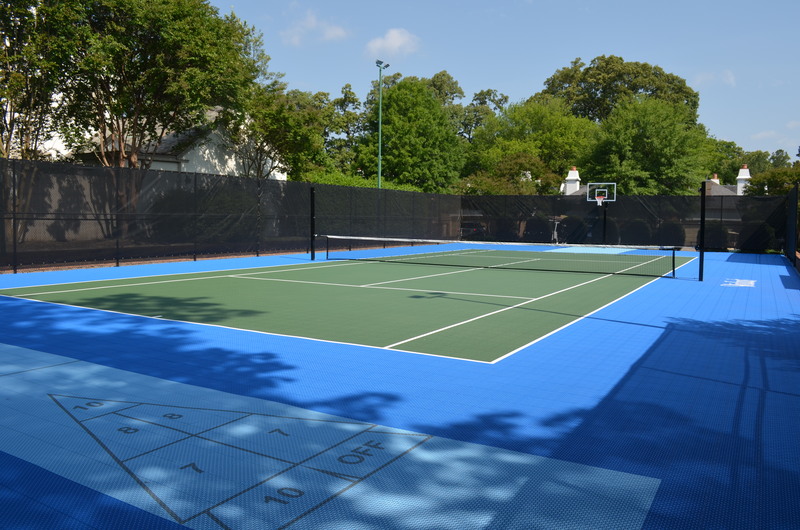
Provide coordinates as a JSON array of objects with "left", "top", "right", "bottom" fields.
[
  {"left": 53, "top": 293, "right": 266, "bottom": 325},
  {"left": 3, "top": 290, "right": 800, "bottom": 528},
  {"left": 408, "top": 315, "right": 800, "bottom": 529}
]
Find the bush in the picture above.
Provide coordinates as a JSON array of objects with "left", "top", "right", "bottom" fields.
[{"left": 302, "top": 169, "right": 423, "bottom": 192}]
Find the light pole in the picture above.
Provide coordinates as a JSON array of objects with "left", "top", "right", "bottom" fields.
[{"left": 376, "top": 60, "right": 390, "bottom": 189}]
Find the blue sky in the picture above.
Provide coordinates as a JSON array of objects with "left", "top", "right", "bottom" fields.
[{"left": 208, "top": 0, "right": 799, "bottom": 158}]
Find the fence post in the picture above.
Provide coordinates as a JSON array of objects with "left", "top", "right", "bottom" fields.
[
  {"left": 787, "top": 183, "right": 798, "bottom": 266},
  {"left": 11, "top": 160, "right": 18, "bottom": 273},
  {"left": 309, "top": 186, "right": 316, "bottom": 260}
]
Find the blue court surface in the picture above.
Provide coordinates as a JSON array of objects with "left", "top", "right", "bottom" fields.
[{"left": 1, "top": 251, "right": 799, "bottom": 529}]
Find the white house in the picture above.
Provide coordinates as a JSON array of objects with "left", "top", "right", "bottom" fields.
[{"left": 141, "top": 126, "right": 287, "bottom": 180}]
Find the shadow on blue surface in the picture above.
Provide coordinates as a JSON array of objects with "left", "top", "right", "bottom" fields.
[
  {"left": 0, "top": 294, "right": 660, "bottom": 529},
  {"left": 549, "top": 315, "right": 800, "bottom": 529},
  {"left": 2, "top": 252, "right": 800, "bottom": 528},
  {"left": 0, "top": 450, "right": 181, "bottom": 529}
]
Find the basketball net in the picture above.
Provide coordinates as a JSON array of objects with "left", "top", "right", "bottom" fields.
[{"left": 595, "top": 195, "right": 606, "bottom": 207}]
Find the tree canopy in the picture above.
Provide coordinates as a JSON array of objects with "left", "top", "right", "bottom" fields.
[
  {"left": 358, "top": 78, "right": 464, "bottom": 192},
  {"left": 3, "top": 12, "right": 796, "bottom": 198},
  {"left": 60, "top": 0, "right": 270, "bottom": 168},
  {"left": 587, "top": 96, "right": 709, "bottom": 195},
  {"left": 540, "top": 55, "right": 700, "bottom": 123}
]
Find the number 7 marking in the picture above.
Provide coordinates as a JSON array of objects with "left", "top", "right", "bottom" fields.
[{"left": 179, "top": 462, "right": 204, "bottom": 473}]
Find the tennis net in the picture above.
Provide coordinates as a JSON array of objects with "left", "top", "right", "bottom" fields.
[{"left": 321, "top": 235, "right": 690, "bottom": 278}]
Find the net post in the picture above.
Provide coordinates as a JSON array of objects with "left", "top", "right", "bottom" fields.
[
  {"left": 309, "top": 186, "right": 316, "bottom": 261},
  {"left": 672, "top": 247, "right": 676, "bottom": 278},
  {"left": 698, "top": 181, "right": 708, "bottom": 281}
]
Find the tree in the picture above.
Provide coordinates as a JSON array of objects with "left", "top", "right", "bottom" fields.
[
  {"left": 703, "top": 138, "right": 745, "bottom": 184},
  {"left": 770, "top": 149, "right": 792, "bottom": 169},
  {"left": 740, "top": 151, "right": 772, "bottom": 176},
  {"left": 540, "top": 55, "right": 700, "bottom": 123},
  {"left": 0, "top": 0, "right": 80, "bottom": 159},
  {"left": 458, "top": 89, "right": 508, "bottom": 143},
  {"left": 358, "top": 78, "right": 463, "bottom": 192},
  {"left": 226, "top": 85, "right": 329, "bottom": 179},
  {"left": 465, "top": 96, "right": 597, "bottom": 185},
  {"left": 457, "top": 151, "right": 559, "bottom": 196},
  {"left": 426, "top": 70, "right": 464, "bottom": 106},
  {"left": 325, "top": 84, "right": 362, "bottom": 174},
  {"left": 60, "top": 0, "right": 269, "bottom": 169},
  {"left": 745, "top": 166, "right": 800, "bottom": 196},
  {"left": 587, "top": 96, "right": 708, "bottom": 195}
]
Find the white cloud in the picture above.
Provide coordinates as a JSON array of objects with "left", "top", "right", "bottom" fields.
[
  {"left": 366, "top": 28, "right": 421, "bottom": 58},
  {"left": 721, "top": 69, "right": 736, "bottom": 87},
  {"left": 786, "top": 121, "right": 800, "bottom": 130},
  {"left": 692, "top": 69, "right": 736, "bottom": 88},
  {"left": 280, "top": 11, "right": 348, "bottom": 46},
  {"left": 752, "top": 130, "right": 778, "bottom": 140}
]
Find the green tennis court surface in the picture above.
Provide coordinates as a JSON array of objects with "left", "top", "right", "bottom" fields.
[{"left": 0, "top": 247, "right": 694, "bottom": 362}]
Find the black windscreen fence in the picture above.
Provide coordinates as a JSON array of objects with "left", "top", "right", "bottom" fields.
[{"left": 0, "top": 159, "right": 796, "bottom": 272}]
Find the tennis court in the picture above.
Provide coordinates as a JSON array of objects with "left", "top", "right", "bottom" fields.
[
  {"left": 1, "top": 247, "right": 799, "bottom": 529},
  {"left": 0, "top": 243, "right": 694, "bottom": 362}
]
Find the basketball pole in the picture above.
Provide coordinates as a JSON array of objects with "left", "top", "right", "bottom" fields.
[{"left": 602, "top": 198, "right": 608, "bottom": 245}]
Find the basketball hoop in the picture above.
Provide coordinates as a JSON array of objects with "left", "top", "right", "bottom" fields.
[{"left": 595, "top": 195, "right": 606, "bottom": 207}]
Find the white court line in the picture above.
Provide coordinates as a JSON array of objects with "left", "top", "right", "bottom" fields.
[
  {"left": 6, "top": 261, "right": 367, "bottom": 297},
  {"left": 385, "top": 273, "right": 612, "bottom": 349},
  {"left": 385, "top": 254, "right": 669, "bottom": 349},
  {"left": 359, "top": 256, "right": 542, "bottom": 287},
  {"left": 0, "top": 259, "right": 358, "bottom": 292},
  {"left": 229, "top": 274, "right": 533, "bottom": 301}
]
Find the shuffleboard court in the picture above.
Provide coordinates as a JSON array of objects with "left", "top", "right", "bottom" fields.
[
  {"left": 0, "top": 245, "right": 694, "bottom": 362},
  {"left": 0, "top": 345, "right": 660, "bottom": 529}
]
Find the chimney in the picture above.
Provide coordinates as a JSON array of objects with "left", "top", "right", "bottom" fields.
[
  {"left": 561, "top": 166, "right": 581, "bottom": 195},
  {"left": 736, "top": 165, "right": 751, "bottom": 195},
  {"left": 710, "top": 173, "right": 720, "bottom": 184}
]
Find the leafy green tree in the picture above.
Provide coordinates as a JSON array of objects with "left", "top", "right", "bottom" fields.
[
  {"left": 226, "top": 85, "right": 329, "bottom": 179},
  {"left": 358, "top": 78, "right": 463, "bottom": 192},
  {"left": 745, "top": 166, "right": 800, "bottom": 196},
  {"left": 456, "top": 151, "right": 559, "bottom": 195},
  {"left": 426, "top": 70, "right": 465, "bottom": 106},
  {"left": 0, "top": 0, "right": 81, "bottom": 159},
  {"left": 741, "top": 151, "right": 772, "bottom": 176},
  {"left": 703, "top": 138, "right": 745, "bottom": 184},
  {"left": 459, "top": 89, "right": 508, "bottom": 142},
  {"left": 587, "top": 96, "right": 708, "bottom": 194},
  {"left": 465, "top": 96, "right": 597, "bottom": 184},
  {"left": 540, "top": 55, "right": 700, "bottom": 123},
  {"left": 60, "top": 0, "right": 270, "bottom": 168},
  {"left": 325, "top": 84, "right": 362, "bottom": 174},
  {"left": 770, "top": 149, "right": 792, "bottom": 168}
]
